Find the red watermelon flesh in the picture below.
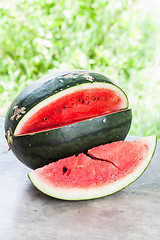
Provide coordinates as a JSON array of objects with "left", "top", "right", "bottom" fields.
[
  {"left": 28, "top": 136, "right": 156, "bottom": 200},
  {"left": 16, "top": 87, "right": 125, "bottom": 136},
  {"left": 88, "top": 138, "right": 149, "bottom": 171}
]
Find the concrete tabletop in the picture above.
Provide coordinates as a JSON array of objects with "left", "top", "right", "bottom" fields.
[{"left": 0, "top": 115, "right": 160, "bottom": 240}]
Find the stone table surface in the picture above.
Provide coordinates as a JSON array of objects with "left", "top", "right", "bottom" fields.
[{"left": 0, "top": 116, "right": 160, "bottom": 240}]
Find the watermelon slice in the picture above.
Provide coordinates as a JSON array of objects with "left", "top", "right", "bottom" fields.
[{"left": 28, "top": 136, "right": 157, "bottom": 200}]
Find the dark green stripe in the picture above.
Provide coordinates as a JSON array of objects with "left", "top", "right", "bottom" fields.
[{"left": 11, "top": 109, "right": 132, "bottom": 169}]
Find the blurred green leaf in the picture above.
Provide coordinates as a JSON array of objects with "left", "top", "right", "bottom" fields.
[{"left": 0, "top": 0, "right": 159, "bottom": 137}]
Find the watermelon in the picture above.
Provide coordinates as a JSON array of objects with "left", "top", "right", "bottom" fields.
[
  {"left": 4, "top": 70, "right": 132, "bottom": 169},
  {"left": 28, "top": 136, "right": 157, "bottom": 200}
]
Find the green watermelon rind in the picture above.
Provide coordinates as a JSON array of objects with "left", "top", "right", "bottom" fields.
[
  {"left": 28, "top": 136, "right": 157, "bottom": 201},
  {"left": 10, "top": 109, "right": 132, "bottom": 169}
]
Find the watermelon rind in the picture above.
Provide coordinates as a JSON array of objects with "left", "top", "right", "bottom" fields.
[
  {"left": 28, "top": 136, "right": 157, "bottom": 201},
  {"left": 10, "top": 109, "right": 132, "bottom": 169}
]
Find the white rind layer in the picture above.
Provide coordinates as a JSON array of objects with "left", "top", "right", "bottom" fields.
[
  {"left": 14, "top": 82, "right": 128, "bottom": 136},
  {"left": 28, "top": 136, "right": 157, "bottom": 201}
]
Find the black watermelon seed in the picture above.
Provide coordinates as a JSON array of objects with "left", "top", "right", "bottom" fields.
[{"left": 63, "top": 167, "right": 67, "bottom": 173}]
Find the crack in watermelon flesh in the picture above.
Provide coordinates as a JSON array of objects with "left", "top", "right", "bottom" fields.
[
  {"left": 28, "top": 136, "right": 156, "bottom": 201},
  {"left": 15, "top": 86, "right": 127, "bottom": 136},
  {"left": 85, "top": 152, "right": 121, "bottom": 170}
]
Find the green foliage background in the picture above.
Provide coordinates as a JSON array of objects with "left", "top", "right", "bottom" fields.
[{"left": 0, "top": 0, "right": 160, "bottom": 137}]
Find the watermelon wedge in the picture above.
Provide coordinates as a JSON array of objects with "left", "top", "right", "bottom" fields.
[{"left": 28, "top": 136, "right": 157, "bottom": 200}]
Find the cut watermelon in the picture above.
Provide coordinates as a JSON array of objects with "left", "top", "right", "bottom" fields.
[
  {"left": 5, "top": 70, "right": 132, "bottom": 169},
  {"left": 14, "top": 83, "right": 127, "bottom": 136},
  {"left": 28, "top": 136, "right": 157, "bottom": 200},
  {"left": 5, "top": 71, "right": 129, "bottom": 137}
]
